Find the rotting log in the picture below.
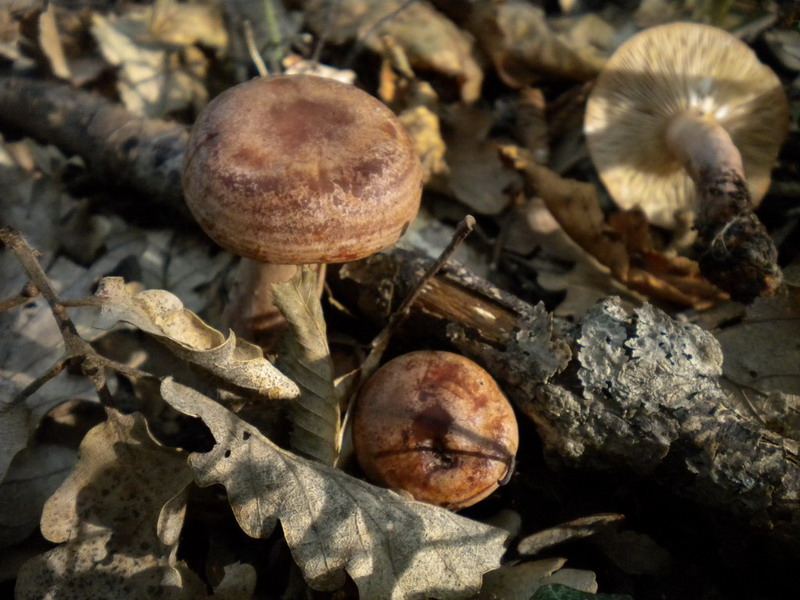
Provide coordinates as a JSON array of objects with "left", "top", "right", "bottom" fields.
[{"left": 336, "top": 249, "right": 800, "bottom": 542}]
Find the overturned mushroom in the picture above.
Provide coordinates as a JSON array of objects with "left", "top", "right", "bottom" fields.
[
  {"left": 353, "top": 351, "right": 519, "bottom": 510},
  {"left": 584, "top": 22, "right": 788, "bottom": 301}
]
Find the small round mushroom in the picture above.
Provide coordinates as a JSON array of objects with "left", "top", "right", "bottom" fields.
[
  {"left": 353, "top": 351, "right": 518, "bottom": 510},
  {"left": 584, "top": 22, "right": 788, "bottom": 230},
  {"left": 183, "top": 75, "right": 423, "bottom": 344}
]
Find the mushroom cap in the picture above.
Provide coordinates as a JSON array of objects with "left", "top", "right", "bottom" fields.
[
  {"left": 353, "top": 351, "right": 519, "bottom": 510},
  {"left": 584, "top": 22, "right": 788, "bottom": 229},
  {"left": 183, "top": 75, "right": 423, "bottom": 264}
]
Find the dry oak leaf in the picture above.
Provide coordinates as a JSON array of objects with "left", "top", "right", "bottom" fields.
[
  {"left": 15, "top": 409, "right": 202, "bottom": 600},
  {"left": 161, "top": 378, "right": 508, "bottom": 600},
  {"left": 93, "top": 277, "right": 300, "bottom": 400}
]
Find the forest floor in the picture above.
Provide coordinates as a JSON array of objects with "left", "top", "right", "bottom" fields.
[{"left": 1, "top": 1, "right": 800, "bottom": 600}]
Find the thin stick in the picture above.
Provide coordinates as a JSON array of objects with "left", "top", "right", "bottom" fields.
[
  {"left": 1, "top": 227, "right": 93, "bottom": 359},
  {"left": 0, "top": 282, "right": 39, "bottom": 312},
  {"left": 10, "top": 358, "right": 69, "bottom": 407},
  {"left": 243, "top": 20, "right": 269, "bottom": 78},
  {"left": 366, "top": 215, "right": 476, "bottom": 369},
  {"left": 0, "top": 228, "right": 159, "bottom": 405}
]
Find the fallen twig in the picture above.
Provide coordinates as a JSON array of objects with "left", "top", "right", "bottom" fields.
[
  {"left": 0, "top": 75, "right": 189, "bottom": 219},
  {"left": 0, "top": 227, "right": 159, "bottom": 406}
]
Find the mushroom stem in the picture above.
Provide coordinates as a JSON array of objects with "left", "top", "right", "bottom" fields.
[
  {"left": 666, "top": 110, "right": 744, "bottom": 183},
  {"left": 666, "top": 110, "right": 748, "bottom": 224},
  {"left": 223, "top": 259, "right": 298, "bottom": 348},
  {"left": 665, "top": 110, "right": 782, "bottom": 301}
]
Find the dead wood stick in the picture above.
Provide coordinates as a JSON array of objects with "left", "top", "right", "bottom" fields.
[
  {"left": 336, "top": 248, "right": 800, "bottom": 542},
  {"left": 0, "top": 75, "right": 189, "bottom": 218}
]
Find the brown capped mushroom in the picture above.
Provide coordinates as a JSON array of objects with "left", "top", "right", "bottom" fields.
[
  {"left": 353, "top": 351, "right": 519, "bottom": 510},
  {"left": 584, "top": 22, "right": 788, "bottom": 301},
  {"left": 183, "top": 75, "right": 423, "bottom": 345}
]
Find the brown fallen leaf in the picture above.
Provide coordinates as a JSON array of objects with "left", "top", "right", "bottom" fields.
[
  {"left": 503, "top": 146, "right": 725, "bottom": 310},
  {"left": 161, "top": 378, "right": 508, "bottom": 600},
  {"left": 468, "top": 0, "right": 602, "bottom": 88},
  {"left": 504, "top": 196, "right": 635, "bottom": 317},
  {"left": 303, "top": 0, "right": 483, "bottom": 101},
  {"left": 93, "top": 277, "right": 300, "bottom": 400}
]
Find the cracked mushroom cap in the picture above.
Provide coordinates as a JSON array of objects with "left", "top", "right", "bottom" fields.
[
  {"left": 183, "top": 75, "right": 423, "bottom": 264},
  {"left": 584, "top": 22, "right": 788, "bottom": 229}
]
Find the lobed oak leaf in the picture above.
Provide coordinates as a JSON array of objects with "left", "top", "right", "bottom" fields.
[
  {"left": 15, "top": 410, "right": 200, "bottom": 600},
  {"left": 161, "top": 378, "right": 508, "bottom": 600}
]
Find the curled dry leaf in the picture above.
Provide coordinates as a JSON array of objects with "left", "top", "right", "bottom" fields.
[
  {"left": 503, "top": 146, "right": 725, "bottom": 310},
  {"left": 161, "top": 378, "right": 508, "bottom": 600},
  {"left": 15, "top": 410, "right": 200, "bottom": 600},
  {"left": 468, "top": 1, "right": 602, "bottom": 88},
  {"left": 303, "top": 0, "right": 483, "bottom": 101},
  {"left": 272, "top": 267, "right": 339, "bottom": 466},
  {"left": 93, "top": 277, "right": 300, "bottom": 400}
]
